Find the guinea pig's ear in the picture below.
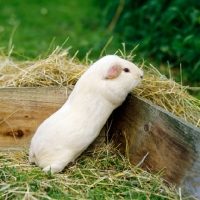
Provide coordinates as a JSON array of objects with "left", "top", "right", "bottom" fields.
[{"left": 106, "top": 64, "right": 122, "bottom": 79}]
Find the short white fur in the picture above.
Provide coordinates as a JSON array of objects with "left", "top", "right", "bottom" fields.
[{"left": 29, "top": 55, "right": 143, "bottom": 173}]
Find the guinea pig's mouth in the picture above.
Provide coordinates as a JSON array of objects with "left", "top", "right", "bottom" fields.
[
  {"left": 134, "top": 71, "right": 143, "bottom": 81},
  {"left": 135, "top": 75, "right": 143, "bottom": 81},
  {"left": 136, "top": 77, "right": 143, "bottom": 85}
]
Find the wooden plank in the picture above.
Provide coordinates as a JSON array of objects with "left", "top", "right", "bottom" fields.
[
  {"left": 0, "top": 87, "right": 105, "bottom": 150},
  {"left": 1, "top": 87, "right": 200, "bottom": 197},
  {"left": 108, "top": 93, "right": 200, "bottom": 198}
]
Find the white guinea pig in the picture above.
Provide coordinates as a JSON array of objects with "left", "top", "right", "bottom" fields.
[{"left": 29, "top": 55, "right": 143, "bottom": 173}]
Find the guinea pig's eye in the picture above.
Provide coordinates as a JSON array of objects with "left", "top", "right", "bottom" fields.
[{"left": 124, "top": 68, "right": 130, "bottom": 73}]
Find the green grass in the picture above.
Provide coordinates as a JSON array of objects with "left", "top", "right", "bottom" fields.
[
  {"left": 0, "top": 0, "right": 199, "bottom": 98},
  {"left": 98, "top": 0, "right": 200, "bottom": 98},
  {"left": 0, "top": 0, "right": 121, "bottom": 60},
  {"left": 0, "top": 144, "right": 181, "bottom": 199}
]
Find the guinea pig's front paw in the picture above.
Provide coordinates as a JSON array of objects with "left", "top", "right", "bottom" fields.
[{"left": 42, "top": 163, "right": 64, "bottom": 174}]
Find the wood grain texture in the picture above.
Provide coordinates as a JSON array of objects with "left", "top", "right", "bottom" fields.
[
  {"left": 1, "top": 87, "right": 200, "bottom": 197},
  {"left": 108, "top": 93, "right": 200, "bottom": 197},
  {"left": 0, "top": 87, "right": 105, "bottom": 150}
]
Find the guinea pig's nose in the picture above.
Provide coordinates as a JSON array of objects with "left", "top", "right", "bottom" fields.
[{"left": 140, "top": 75, "right": 143, "bottom": 79}]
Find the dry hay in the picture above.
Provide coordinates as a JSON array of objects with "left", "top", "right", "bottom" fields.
[
  {"left": 0, "top": 144, "right": 182, "bottom": 199},
  {"left": 0, "top": 47, "right": 199, "bottom": 128},
  {"left": 0, "top": 47, "right": 199, "bottom": 199}
]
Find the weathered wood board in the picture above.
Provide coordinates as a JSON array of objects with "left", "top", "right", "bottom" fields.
[
  {"left": 0, "top": 87, "right": 105, "bottom": 150},
  {"left": 0, "top": 87, "right": 200, "bottom": 198},
  {"left": 108, "top": 93, "right": 200, "bottom": 198}
]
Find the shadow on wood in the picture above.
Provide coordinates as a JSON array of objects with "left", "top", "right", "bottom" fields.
[{"left": 108, "top": 93, "right": 200, "bottom": 198}]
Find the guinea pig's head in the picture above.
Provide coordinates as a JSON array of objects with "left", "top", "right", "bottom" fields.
[
  {"left": 85, "top": 55, "right": 143, "bottom": 105},
  {"left": 97, "top": 55, "right": 143, "bottom": 93}
]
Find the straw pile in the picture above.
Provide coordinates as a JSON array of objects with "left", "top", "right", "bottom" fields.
[
  {"left": 0, "top": 47, "right": 199, "bottom": 199},
  {"left": 0, "top": 47, "right": 199, "bottom": 127}
]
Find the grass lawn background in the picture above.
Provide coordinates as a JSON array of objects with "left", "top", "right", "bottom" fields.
[
  {"left": 0, "top": 0, "right": 122, "bottom": 60},
  {"left": 0, "top": 0, "right": 199, "bottom": 99}
]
